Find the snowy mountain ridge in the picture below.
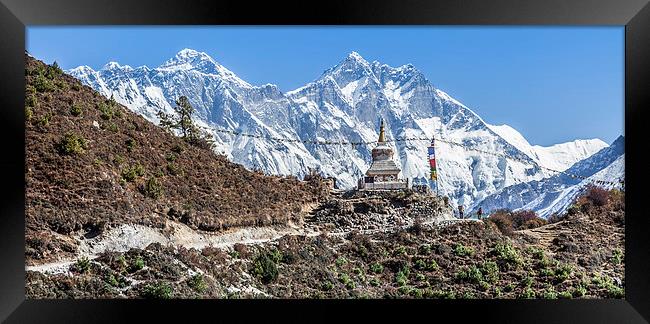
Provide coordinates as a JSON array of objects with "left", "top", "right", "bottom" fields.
[
  {"left": 474, "top": 136, "right": 624, "bottom": 218},
  {"left": 486, "top": 124, "right": 608, "bottom": 173},
  {"left": 66, "top": 48, "right": 611, "bottom": 211}
]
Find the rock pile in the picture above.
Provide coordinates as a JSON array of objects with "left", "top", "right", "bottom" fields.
[{"left": 306, "top": 189, "right": 454, "bottom": 233}]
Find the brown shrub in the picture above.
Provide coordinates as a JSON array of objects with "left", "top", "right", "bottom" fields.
[
  {"left": 511, "top": 210, "right": 540, "bottom": 228},
  {"left": 586, "top": 185, "right": 610, "bottom": 207},
  {"left": 522, "top": 217, "right": 547, "bottom": 229},
  {"left": 487, "top": 209, "right": 546, "bottom": 234},
  {"left": 486, "top": 210, "right": 514, "bottom": 236},
  {"left": 547, "top": 213, "right": 565, "bottom": 224}
]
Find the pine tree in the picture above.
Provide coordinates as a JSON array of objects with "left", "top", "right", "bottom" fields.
[{"left": 157, "top": 96, "right": 215, "bottom": 150}]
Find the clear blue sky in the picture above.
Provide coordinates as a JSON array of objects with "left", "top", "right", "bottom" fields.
[{"left": 27, "top": 26, "right": 624, "bottom": 146}]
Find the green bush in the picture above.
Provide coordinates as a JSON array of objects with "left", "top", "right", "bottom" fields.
[
  {"left": 122, "top": 163, "right": 145, "bottom": 182},
  {"left": 25, "top": 107, "right": 33, "bottom": 121},
  {"left": 70, "top": 102, "right": 83, "bottom": 117},
  {"left": 554, "top": 263, "right": 573, "bottom": 282},
  {"left": 335, "top": 256, "right": 348, "bottom": 267},
  {"left": 411, "top": 288, "right": 424, "bottom": 298},
  {"left": 543, "top": 287, "right": 558, "bottom": 299},
  {"left": 479, "top": 280, "right": 491, "bottom": 291},
  {"left": 26, "top": 84, "right": 36, "bottom": 94},
  {"left": 166, "top": 163, "right": 183, "bottom": 176},
  {"left": 47, "top": 61, "right": 63, "bottom": 79},
  {"left": 188, "top": 274, "right": 207, "bottom": 293},
  {"left": 141, "top": 282, "right": 172, "bottom": 299},
  {"left": 430, "top": 289, "right": 456, "bottom": 299},
  {"left": 592, "top": 273, "right": 624, "bottom": 298},
  {"left": 456, "top": 265, "right": 483, "bottom": 284},
  {"left": 418, "top": 244, "right": 432, "bottom": 255},
  {"left": 521, "top": 275, "right": 534, "bottom": 288},
  {"left": 116, "top": 255, "right": 128, "bottom": 271},
  {"left": 338, "top": 273, "right": 355, "bottom": 289},
  {"left": 253, "top": 253, "right": 278, "bottom": 284},
  {"left": 370, "top": 262, "right": 384, "bottom": 274},
  {"left": 481, "top": 261, "right": 499, "bottom": 283},
  {"left": 104, "top": 273, "right": 129, "bottom": 288},
  {"left": 540, "top": 268, "right": 554, "bottom": 277},
  {"left": 528, "top": 247, "right": 545, "bottom": 260},
  {"left": 26, "top": 94, "right": 37, "bottom": 108},
  {"left": 74, "top": 256, "right": 91, "bottom": 273},
  {"left": 573, "top": 283, "right": 588, "bottom": 297},
  {"left": 520, "top": 287, "right": 536, "bottom": 299},
  {"left": 395, "top": 246, "right": 407, "bottom": 256},
  {"left": 269, "top": 249, "right": 283, "bottom": 263},
  {"left": 493, "top": 241, "right": 523, "bottom": 268},
  {"left": 125, "top": 138, "right": 136, "bottom": 152},
  {"left": 36, "top": 112, "right": 52, "bottom": 128},
  {"left": 128, "top": 256, "right": 145, "bottom": 273},
  {"left": 34, "top": 73, "right": 55, "bottom": 92},
  {"left": 321, "top": 280, "right": 334, "bottom": 291},
  {"left": 141, "top": 177, "right": 163, "bottom": 199},
  {"left": 608, "top": 285, "right": 624, "bottom": 298},
  {"left": 395, "top": 270, "right": 408, "bottom": 287},
  {"left": 453, "top": 243, "right": 474, "bottom": 257},
  {"left": 104, "top": 273, "right": 119, "bottom": 287},
  {"left": 29, "top": 64, "right": 45, "bottom": 77},
  {"left": 58, "top": 133, "right": 87, "bottom": 155},
  {"left": 98, "top": 101, "right": 117, "bottom": 120},
  {"left": 611, "top": 249, "right": 623, "bottom": 265},
  {"left": 113, "top": 154, "right": 125, "bottom": 166},
  {"left": 98, "top": 121, "right": 118, "bottom": 132}
]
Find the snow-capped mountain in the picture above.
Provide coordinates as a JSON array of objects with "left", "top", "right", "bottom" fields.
[
  {"left": 486, "top": 124, "right": 608, "bottom": 172},
  {"left": 66, "top": 48, "right": 608, "bottom": 210},
  {"left": 474, "top": 136, "right": 624, "bottom": 218}
]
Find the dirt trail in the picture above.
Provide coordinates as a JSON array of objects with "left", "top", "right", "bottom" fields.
[
  {"left": 26, "top": 214, "right": 469, "bottom": 275},
  {"left": 26, "top": 220, "right": 308, "bottom": 275},
  {"left": 517, "top": 220, "right": 571, "bottom": 253}
]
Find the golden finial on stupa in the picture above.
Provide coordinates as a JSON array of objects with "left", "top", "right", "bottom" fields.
[{"left": 378, "top": 119, "right": 385, "bottom": 143}]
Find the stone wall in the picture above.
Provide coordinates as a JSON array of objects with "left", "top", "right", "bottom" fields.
[{"left": 306, "top": 190, "right": 454, "bottom": 234}]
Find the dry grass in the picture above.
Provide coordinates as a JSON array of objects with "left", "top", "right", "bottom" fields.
[{"left": 25, "top": 55, "right": 330, "bottom": 263}]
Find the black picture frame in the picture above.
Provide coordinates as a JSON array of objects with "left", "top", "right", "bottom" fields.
[{"left": 1, "top": 0, "right": 648, "bottom": 322}]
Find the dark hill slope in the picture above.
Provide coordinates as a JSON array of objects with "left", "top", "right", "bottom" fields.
[{"left": 25, "top": 55, "right": 329, "bottom": 263}]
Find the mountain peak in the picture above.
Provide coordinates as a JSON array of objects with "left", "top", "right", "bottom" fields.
[
  {"left": 159, "top": 48, "right": 217, "bottom": 69},
  {"left": 102, "top": 61, "right": 121, "bottom": 70},
  {"left": 346, "top": 51, "right": 366, "bottom": 62},
  {"left": 175, "top": 48, "right": 212, "bottom": 61}
]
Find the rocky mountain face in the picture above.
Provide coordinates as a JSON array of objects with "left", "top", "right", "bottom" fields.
[{"left": 67, "top": 49, "right": 609, "bottom": 211}]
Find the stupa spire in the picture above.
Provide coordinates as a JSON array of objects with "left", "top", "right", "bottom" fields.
[{"left": 378, "top": 119, "right": 385, "bottom": 143}]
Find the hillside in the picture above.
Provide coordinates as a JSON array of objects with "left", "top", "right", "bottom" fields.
[
  {"left": 26, "top": 187, "right": 624, "bottom": 299},
  {"left": 25, "top": 55, "right": 330, "bottom": 265}
]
